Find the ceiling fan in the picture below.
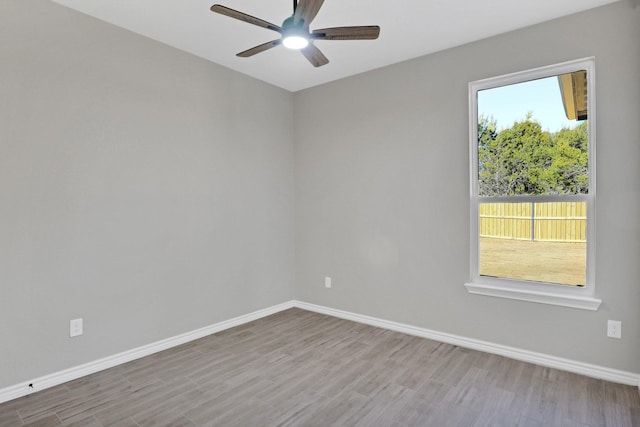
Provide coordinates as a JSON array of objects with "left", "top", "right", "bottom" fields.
[{"left": 210, "top": 0, "right": 380, "bottom": 67}]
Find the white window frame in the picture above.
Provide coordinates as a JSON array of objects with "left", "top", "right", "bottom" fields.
[{"left": 465, "top": 57, "right": 600, "bottom": 311}]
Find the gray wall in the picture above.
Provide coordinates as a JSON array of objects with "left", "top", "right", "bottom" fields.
[
  {"left": 294, "top": 1, "right": 640, "bottom": 373},
  {"left": 0, "top": 1, "right": 294, "bottom": 388}
]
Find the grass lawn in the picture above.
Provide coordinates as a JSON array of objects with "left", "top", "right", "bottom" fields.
[{"left": 480, "top": 237, "right": 586, "bottom": 286}]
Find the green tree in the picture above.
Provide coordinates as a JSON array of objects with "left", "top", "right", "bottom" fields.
[
  {"left": 544, "top": 122, "right": 589, "bottom": 194},
  {"left": 478, "top": 114, "right": 588, "bottom": 196}
]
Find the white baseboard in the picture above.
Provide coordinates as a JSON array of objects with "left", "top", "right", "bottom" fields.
[
  {"left": 2, "top": 299, "right": 638, "bottom": 405},
  {"left": 0, "top": 301, "right": 294, "bottom": 405},
  {"left": 293, "top": 300, "right": 640, "bottom": 388}
]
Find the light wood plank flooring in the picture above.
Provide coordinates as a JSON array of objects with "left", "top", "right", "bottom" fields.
[{"left": 1, "top": 308, "right": 639, "bottom": 426}]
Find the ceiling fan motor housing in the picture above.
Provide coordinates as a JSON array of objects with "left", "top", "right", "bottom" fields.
[{"left": 281, "top": 16, "right": 309, "bottom": 49}]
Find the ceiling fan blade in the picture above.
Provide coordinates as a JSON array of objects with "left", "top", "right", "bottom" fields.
[
  {"left": 301, "top": 43, "right": 329, "bottom": 67},
  {"left": 210, "top": 5, "right": 282, "bottom": 33},
  {"left": 312, "top": 26, "right": 380, "bottom": 40},
  {"left": 236, "top": 40, "right": 282, "bottom": 57},
  {"left": 293, "top": 0, "right": 325, "bottom": 27}
]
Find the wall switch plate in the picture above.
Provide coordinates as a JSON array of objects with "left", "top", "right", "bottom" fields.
[
  {"left": 607, "top": 320, "right": 621, "bottom": 339},
  {"left": 70, "top": 318, "right": 83, "bottom": 337},
  {"left": 325, "top": 277, "right": 332, "bottom": 288}
]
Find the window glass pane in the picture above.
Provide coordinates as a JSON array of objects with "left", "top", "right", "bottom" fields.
[
  {"left": 479, "top": 201, "right": 586, "bottom": 286},
  {"left": 477, "top": 72, "right": 588, "bottom": 197}
]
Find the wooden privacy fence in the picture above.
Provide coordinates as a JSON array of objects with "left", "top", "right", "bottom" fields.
[{"left": 479, "top": 202, "right": 587, "bottom": 242}]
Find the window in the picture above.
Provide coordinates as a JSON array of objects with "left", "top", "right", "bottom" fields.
[{"left": 465, "top": 58, "right": 600, "bottom": 310}]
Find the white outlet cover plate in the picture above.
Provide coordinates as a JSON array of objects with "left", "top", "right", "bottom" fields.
[
  {"left": 607, "top": 320, "right": 621, "bottom": 339},
  {"left": 70, "top": 318, "right": 83, "bottom": 337}
]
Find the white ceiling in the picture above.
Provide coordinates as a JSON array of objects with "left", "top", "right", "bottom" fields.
[{"left": 51, "top": 0, "right": 618, "bottom": 92}]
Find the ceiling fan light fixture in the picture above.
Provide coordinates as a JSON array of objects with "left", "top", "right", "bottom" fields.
[{"left": 282, "top": 34, "right": 309, "bottom": 49}]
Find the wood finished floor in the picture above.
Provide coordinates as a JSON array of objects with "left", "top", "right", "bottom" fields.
[{"left": 1, "top": 308, "right": 639, "bottom": 427}]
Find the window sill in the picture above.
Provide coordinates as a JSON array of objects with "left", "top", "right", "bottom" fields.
[{"left": 464, "top": 281, "right": 601, "bottom": 311}]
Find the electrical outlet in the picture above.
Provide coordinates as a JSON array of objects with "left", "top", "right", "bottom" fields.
[
  {"left": 70, "top": 318, "right": 83, "bottom": 337},
  {"left": 325, "top": 276, "right": 332, "bottom": 288},
  {"left": 607, "top": 320, "right": 621, "bottom": 339}
]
